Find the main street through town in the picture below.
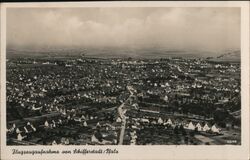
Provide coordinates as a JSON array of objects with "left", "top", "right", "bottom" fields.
[{"left": 118, "top": 86, "right": 135, "bottom": 145}]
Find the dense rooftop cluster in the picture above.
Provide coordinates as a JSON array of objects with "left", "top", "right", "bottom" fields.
[{"left": 6, "top": 56, "right": 241, "bottom": 145}]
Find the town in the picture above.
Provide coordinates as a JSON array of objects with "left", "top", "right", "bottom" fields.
[{"left": 6, "top": 54, "right": 241, "bottom": 145}]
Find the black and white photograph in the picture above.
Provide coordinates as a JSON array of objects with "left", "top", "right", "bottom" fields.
[{"left": 1, "top": 1, "right": 250, "bottom": 160}]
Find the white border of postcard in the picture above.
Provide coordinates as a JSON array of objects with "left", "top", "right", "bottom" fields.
[{"left": 1, "top": 1, "right": 249, "bottom": 160}]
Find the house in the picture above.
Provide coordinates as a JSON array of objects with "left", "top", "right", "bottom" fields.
[
  {"left": 130, "top": 138, "right": 136, "bottom": 145},
  {"left": 61, "top": 137, "right": 70, "bottom": 145},
  {"left": 8, "top": 123, "right": 16, "bottom": 132},
  {"left": 74, "top": 117, "right": 82, "bottom": 122},
  {"left": 23, "top": 126, "right": 29, "bottom": 133},
  {"left": 30, "top": 124, "right": 36, "bottom": 132},
  {"left": 52, "top": 140, "right": 58, "bottom": 145},
  {"left": 81, "top": 115, "right": 86, "bottom": 120},
  {"left": 151, "top": 120, "right": 157, "bottom": 125},
  {"left": 17, "top": 133, "right": 26, "bottom": 141},
  {"left": 61, "top": 109, "right": 67, "bottom": 115},
  {"left": 83, "top": 121, "right": 88, "bottom": 127},
  {"left": 158, "top": 117, "right": 164, "bottom": 124},
  {"left": 96, "top": 122, "right": 101, "bottom": 127},
  {"left": 140, "top": 118, "right": 149, "bottom": 123},
  {"left": 187, "top": 122, "right": 195, "bottom": 130},
  {"left": 51, "top": 120, "right": 56, "bottom": 128},
  {"left": 104, "top": 123, "right": 116, "bottom": 130},
  {"left": 163, "top": 95, "right": 168, "bottom": 102},
  {"left": 196, "top": 123, "right": 203, "bottom": 131},
  {"left": 116, "top": 117, "right": 122, "bottom": 123},
  {"left": 91, "top": 132, "right": 102, "bottom": 143},
  {"left": 101, "top": 132, "right": 117, "bottom": 144},
  {"left": 15, "top": 127, "right": 21, "bottom": 134},
  {"left": 132, "top": 103, "right": 139, "bottom": 109},
  {"left": 25, "top": 124, "right": 36, "bottom": 133},
  {"left": 165, "top": 118, "right": 173, "bottom": 125},
  {"left": 211, "top": 124, "right": 220, "bottom": 133},
  {"left": 203, "top": 123, "right": 210, "bottom": 132},
  {"left": 44, "top": 121, "right": 49, "bottom": 128},
  {"left": 58, "top": 119, "right": 63, "bottom": 125},
  {"left": 174, "top": 119, "right": 182, "bottom": 126},
  {"left": 32, "top": 106, "right": 42, "bottom": 111}
]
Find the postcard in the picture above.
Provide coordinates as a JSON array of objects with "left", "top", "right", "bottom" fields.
[{"left": 0, "top": 1, "right": 249, "bottom": 160}]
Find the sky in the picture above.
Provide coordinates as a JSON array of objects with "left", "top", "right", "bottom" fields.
[{"left": 7, "top": 7, "right": 240, "bottom": 52}]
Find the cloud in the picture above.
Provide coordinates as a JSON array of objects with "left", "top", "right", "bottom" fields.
[{"left": 7, "top": 7, "right": 240, "bottom": 51}]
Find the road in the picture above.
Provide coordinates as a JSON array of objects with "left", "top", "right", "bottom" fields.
[
  {"left": 118, "top": 86, "right": 134, "bottom": 145},
  {"left": 118, "top": 100, "right": 129, "bottom": 145}
]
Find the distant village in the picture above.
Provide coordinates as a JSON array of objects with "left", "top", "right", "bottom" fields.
[{"left": 6, "top": 55, "right": 241, "bottom": 145}]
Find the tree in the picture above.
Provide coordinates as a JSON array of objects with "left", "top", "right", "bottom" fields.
[
  {"left": 182, "top": 129, "right": 187, "bottom": 136},
  {"left": 194, "top": 127, "right": 198, "bottom": 134},
  {"left": 184, "top": 136, "right": 189, "bottom": 144},
  {"left": 174, "top": 126, "right": 179, "bottom": 135},
  {"left": 190, "top": 131, "right": 194, "bottom": 137}
]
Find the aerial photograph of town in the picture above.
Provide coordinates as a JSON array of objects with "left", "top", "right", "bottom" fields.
[{"left": 6, "top": 7, "right": 241, "bottom": 145}]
